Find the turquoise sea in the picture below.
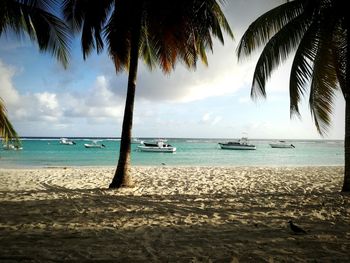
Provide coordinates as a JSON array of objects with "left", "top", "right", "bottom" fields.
[{"left": 0, "top": 138, "right": 344, "bottom": 168}]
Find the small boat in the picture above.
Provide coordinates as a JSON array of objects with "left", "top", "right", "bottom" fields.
[
  {"left": 269, "top": 141, "right": 295, "bottom": 148},
  {"left": 3, "top": 144, "right": 23, "bottom": 150},
  {"left": 218, "top": 137, "right": 256, "bottom": 150},
  {"left": 59, "top": 138, "right": 76, "bottom": 145},
  {"left": 131, "top": 138, "right": 141, "bottom": 144},
  {"left": 137, "top": 140, "right": 176, "bottom": 153},
  {"left": 84, "top": 140, "right": 106, "bottom": 148}
]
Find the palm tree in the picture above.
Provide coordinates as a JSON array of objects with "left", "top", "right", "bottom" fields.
[
  {"left": 63, "top": 0, "right": 233, "bottom": 188},
  {"left": 237, "top": 0, "right": 349, "bottom": 191},
  {"left": 0, "top": 0, "right": 71, "bottom": 144},
  {"left": 0, "top": 98, "right": 19, "bottom": 145}
]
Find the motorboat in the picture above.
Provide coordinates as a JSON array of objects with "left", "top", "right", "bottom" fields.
[
  {"left": 59, "top": 138, "right": 76, "bottom": 145},
  {"left": 137, "top": 140, "right": 176, "bottom": 153},
  {"left": 3, "top": 144, "right": 23, "bottom": 150},
  {"left": 269, "top": 141, "right": 295, "bottom": 148},
  {"left": 218, "top": 137, "right": 256, "bottom": 150},
  {"left": 84, "top": 140, "right": 106, "bottom": 148}
]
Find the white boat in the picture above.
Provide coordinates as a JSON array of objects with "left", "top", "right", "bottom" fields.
[
  {"left": 3, "top": 144, "right": 23, "bottom": 150},
  {"left": 84, "top": 140, "right": 106, "bottom": 148},
  {"left": 218, "top": 137, "right": 256, "bottom": 150},
  {"left": 269, "top": 141, "right": 295, "bottom": 148},
  {"left": 59, "top": 138, "right": 76, "bottom": 145},
  {"left": 131, "top": 138, "right": 141, "bottom": 144},
  {"left": 137, "top": 140, "right": 176, "bottom": 153}
]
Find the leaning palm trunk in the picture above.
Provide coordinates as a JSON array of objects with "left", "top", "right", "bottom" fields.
[
  {"left": 342, "top": 29, "right": 350, "bottom": 191},
  {"left": 341, "top": 19, "right": 349, "bottom": 192},
  {"left": 109, "top": 26, "right": 141, "bottom": 188},
  {"left": 343, "top": 96, "right": 350, "bottom": 191}
]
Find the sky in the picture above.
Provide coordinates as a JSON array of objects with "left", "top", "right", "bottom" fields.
[{"left": 0, "top": 0, "right": 345, "bottom": 139}]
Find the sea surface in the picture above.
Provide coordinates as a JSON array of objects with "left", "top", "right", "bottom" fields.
[{"left": 0, "top": 138, "right": 344, "bottom": 168}]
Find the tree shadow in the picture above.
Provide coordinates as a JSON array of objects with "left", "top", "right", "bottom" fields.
[{"left": 0, "top": 186, "right": 349, "bottom": 262}]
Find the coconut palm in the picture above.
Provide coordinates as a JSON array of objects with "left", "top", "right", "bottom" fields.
[
  {"left": 63, "top": 0, "right": 233, "bottom": 188},
  {"left": 237, "top": 0, "right": 348, "bottom": 191},
  {"left": 0, "top": 0, "right": 71, "bottom": 144}
]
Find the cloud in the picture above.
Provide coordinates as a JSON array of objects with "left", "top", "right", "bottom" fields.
[
  {"left": 0, "top": 60, "right": 20, "bottom": 105},
  {"left": 200, "top": 112, "right": 222, "bottom": 126},
  {"left": 0, "top": 60, "right": 125, "bottom": 126},
  {"left": 63, "top": 75, "right": 124, "bottom": 120}
]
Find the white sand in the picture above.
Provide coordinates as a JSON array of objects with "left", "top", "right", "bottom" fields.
[{"left": 0, "top": 166, "right": 349, "bottom": 262}]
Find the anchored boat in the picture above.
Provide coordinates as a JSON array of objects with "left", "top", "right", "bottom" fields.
[
  {"left": 269, "top": 141, "right": 295, "bottom": 148},
  {"left": 59, "top": 138, "right": 76, "bottom": 145},
  {"left": 218, "top": 137, "right": 256, "bottom": 150},
  {"left": 137, "top": 140, "right": 176, "bottom": 153}
]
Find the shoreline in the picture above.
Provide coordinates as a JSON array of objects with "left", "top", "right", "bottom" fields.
[
  {"left": 0, "top": 163, "right": 345, "bottom": 169},
  {"left": 1, "top": 166, "right": 349, "bottom": 261}
]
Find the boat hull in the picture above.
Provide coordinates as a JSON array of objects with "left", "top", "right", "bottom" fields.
[
  {"left": 269, "top": 144, "right": 294, "bottom": 148},
  {"left": 59, "top": 138, "right": 76, "bottom": 145},
  {"left": 84, "top": 144, "right": 105, "bottom": 148},
  {"left": 219, "top": 144, "right": 256, "bottom": 150},
  {"left": 3, "top": 144, "right": 23, "bottom": 150},
  {"left": 137, "top": 146, "right": 176, "bottom": 153}
]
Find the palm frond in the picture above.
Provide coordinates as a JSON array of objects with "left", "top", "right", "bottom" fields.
[
  {"left": 0, "top": 0, "right": 71, "bottom": 68},
  {"left": 0, "top": 98, "right": 19, "bottom": 145},
  {"left": 105, "top": 1, "right": 136, "bottom": 73},
  {"left": 105, "top": 0, "right": 233, "bottom": 74},
  {"left": 63, "top": 0, "right": 113, "bottom": 59},
  {"left": 27, "top": 10, "right": 71, "bottom": 68},
  {"left": 209, "top": 0, "right": 234, "bottom": 41},
  {"left": 237, "top": 0, "right": 306, "bottom": 59},
  {"left": 251, "top": 10, "right": 311, "bottom": 99},
  {"left": 331, "top": 24, "right": 346, "bottom": 96},
  {"left": 289, "top": 21, "right": 320, "bottom": 117},
  {"left": 139, "top": 24, "right": 157, "bottom": 71},
  {"left": 309, "top": 28, "right": 339, "bottom": 135}
]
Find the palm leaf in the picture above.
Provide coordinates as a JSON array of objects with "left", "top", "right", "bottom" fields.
[
  {"left": 237, "top": 0, "right": 305, "bottom": 59},
  {"left": 0, "top": 98, "right": 19, "bottom": 145},
  {"left": 63, "top": 0, "right": 113, "bottom": 59},
  {"left": 331, "top": 24, "right": 346, "bottom": 95},
  {"left": 1, "top": 0, "right": 71, "bottom": 68},
  {"left": 251, "top": 10, "right": 311, "bottom": 99},
  {"left": 309, "top": 27, "right": 339, "bottom": 135},
  {"left": 289, "top": 21, "right": 320, "bottom": 117}
]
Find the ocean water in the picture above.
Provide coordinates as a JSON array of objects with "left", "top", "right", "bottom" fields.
[{"left": 0, "top": 138, "right": 344, "bottom": 168}]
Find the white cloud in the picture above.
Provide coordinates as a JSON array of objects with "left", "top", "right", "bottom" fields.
[
  {"left": 66, "top": 75, "right": 124, "bottom": 119},
  {"left": 0, "top": 60, "right": 20, "bottom": 106},
  {"left": 200, "top": 112, "right": 222, "bottom": 126},
  {"left": 0, "top": 60, "right": 125, "bottom": 127},
  {"left": 201, "top": 113, "right": 211, "bottom": 123},
  {"left": 35, "top": 92, "right": 59, "bottom": 110}
]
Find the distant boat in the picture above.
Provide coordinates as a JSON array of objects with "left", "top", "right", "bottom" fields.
[
  {"left": 84, "top": 140, "right": 106, "bottom": 149},
  {"left": 131, "top": 138, "right": 141, "bottom": 144},
  {"left": 2, "top": 144, "right": 23, "bottom": 150},
  {"left": 59, "top": 138, "right": 76, "bottom": 145},
  {"left": 269, "top": 141, "right": 295, "bottom": 148},
  {"left": 218, "top": 137, "right": 256, "bottom": 150},
  {"left": 137, "top": 140, "right": 176, "bottom": 153}
]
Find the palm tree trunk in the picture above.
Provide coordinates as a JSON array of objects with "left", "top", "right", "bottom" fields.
[
  {"left": 341, "top": 25, "right": 350, "bottom": 192},
  {"left": 342, "top": 96, "right": 350, "bottom": 191},
  {"left": 109, "top": 28, "right": 141, "bottom": 189}
]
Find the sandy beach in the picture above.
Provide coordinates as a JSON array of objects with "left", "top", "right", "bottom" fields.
[{"left": 0, "top": 166, "right": 349, "bottom": 262}]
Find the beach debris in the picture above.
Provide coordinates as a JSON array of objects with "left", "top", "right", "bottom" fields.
[{"left": 288, "top": 220, "right": 307, "bottom": 234}]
